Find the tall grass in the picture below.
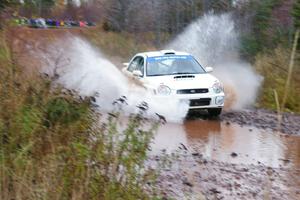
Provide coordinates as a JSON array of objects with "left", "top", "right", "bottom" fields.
[
  {"left": 273, "top": 29, "right": 300, "bottom": 132},
  {"left": 0, "top": 29, "right": 161, "bottom": 200},
  {"left": 281, "top": 29, "right": 300, "bottom": 111},
  {"left": 255, "top": 44, "right": 300, "bottom": 113}
]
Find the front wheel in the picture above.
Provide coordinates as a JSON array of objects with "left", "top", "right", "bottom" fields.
[{"left": 207, "top": 108, "right": 222, "bottom": 117}]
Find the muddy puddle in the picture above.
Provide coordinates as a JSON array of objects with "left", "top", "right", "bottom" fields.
[{"left": 152, "top": 120, "right": 300, "bottom": 169}]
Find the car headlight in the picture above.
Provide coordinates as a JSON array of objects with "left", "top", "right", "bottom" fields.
[
  {"left": 157, "top": 85, "right": 171, "bottom": 95},
  {"left": 212, "top": 82, "right": 223, "bottom": 94}
]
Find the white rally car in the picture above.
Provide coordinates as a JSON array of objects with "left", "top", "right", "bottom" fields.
[{"left": 122, "top": 50, "right": 225, "bottom": 116}]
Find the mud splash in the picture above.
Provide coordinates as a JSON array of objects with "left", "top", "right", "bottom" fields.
[
  {"left": 152, "top": 120, "right": 300, "bottom": 169},
  {"left": 167, "top": 13, "right": 262, "bottom": 110},
  {"left": 37, "top": 36, "right": 189, "bottom": 122}
]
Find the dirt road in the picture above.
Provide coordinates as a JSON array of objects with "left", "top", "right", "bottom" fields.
[
  {"left": 9, "top": 27, "right": 300, "bottom": 200},
  {"left": 153, "top": 152, "right": 300, "bottom": 200},
  {"left": 221, "top": 109, "right": 300, "bottom": 135},
  {"left": 150, "top": 109, "right": 300, "bottom": 200}
]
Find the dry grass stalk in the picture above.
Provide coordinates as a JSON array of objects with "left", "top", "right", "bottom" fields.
[
  {"left": 273, "top": 89, "right": 282, "bottom": 133},
  {"left": 281, "top": 29, "right": 300, "bottom": 111},
  {"left": 272, "top": 29, "right": 300, "bottom": 133}
]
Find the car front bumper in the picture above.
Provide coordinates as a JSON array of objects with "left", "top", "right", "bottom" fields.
[
  {"left": 179, "top": 93, "right": 225, "bottom": 110},
  {"left": 155, "top": 91, "right": 225, "bottom": 110}
]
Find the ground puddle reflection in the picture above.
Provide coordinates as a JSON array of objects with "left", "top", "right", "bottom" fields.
[{"left": 152, "top": 120, "right": 300, "bottom": 169}]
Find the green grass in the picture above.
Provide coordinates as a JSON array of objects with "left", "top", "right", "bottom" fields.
[
  {"left": 0, "top": 28, "right": 162, "bottom": 200},
  {"left": 255, "top": 45, "right": 300, "bottom": 113}
]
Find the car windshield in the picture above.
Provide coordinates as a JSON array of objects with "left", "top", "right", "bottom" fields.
[{"left": 146, "top": 55, "right": 206, "bottom": 76}]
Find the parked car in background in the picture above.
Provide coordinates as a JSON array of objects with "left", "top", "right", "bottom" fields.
[
  {"left": 45, "top": 19, "right": 53, "bottom": 27},
  {"left": 29, "top": 18, "right": 47, "bottom": 28},
  {"left": 16, "top": 17, "right": 96, "bottom": 29},
  {"left": 122, "top": 50, "right": 225, "bottom": 116},
  {"left": 86, "top": 21, "right": 96, "bottom": 26},
  {"left": 70, "top": 20, "right": 80, "bottom": 27},
  {"left": 79, "top": 21, "right": 86, "bottom": 27},
  {"left": 64, "top": 20, "right": 72, "bottom": 27}
]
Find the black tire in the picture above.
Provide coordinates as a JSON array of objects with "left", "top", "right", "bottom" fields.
[{"left": 207, "top": 108, "right": 222, "bottom": 117}]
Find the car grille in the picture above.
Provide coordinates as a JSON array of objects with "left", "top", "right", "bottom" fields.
[
  {"left": 190, "top": 98, "right": 211, "bottom": 107},
  {"left": 174, "top": 75, "right": 195, "bottom": 79},
  {"left": 177, "top": 88, "right": 209, "bottom": 94}
]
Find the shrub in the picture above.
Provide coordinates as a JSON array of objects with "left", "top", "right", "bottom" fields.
[
  {"left": 0, "top": 29, "right": 161, "bottom": 200},
  {"left": 255, "top": 46, "right": 300, "bottom": 112}
]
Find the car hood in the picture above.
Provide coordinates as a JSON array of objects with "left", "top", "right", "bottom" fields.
[{"left": 143, "top": 73, "right": 219, "bottom": 90}]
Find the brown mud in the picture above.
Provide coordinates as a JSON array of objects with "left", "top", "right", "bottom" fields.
[
  {"left": 221, "top": 109, "right": 300, "bottom": 135},
  {"left": 150, "top": 110, "right": 300, "bottom": 199},
  {"left": 152, "top": 153, "right": 300, "bottom": 200}
]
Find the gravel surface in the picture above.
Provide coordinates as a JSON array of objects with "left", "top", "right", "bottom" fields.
[
  {"left": 151, "top": 151, "right": 300, "bottom": 200},
  {"left": 151, "top": 109, "right": 300, "bottom": 200},
  {"left": 221, "top": 109, "right": 300, "bottom": 135}
]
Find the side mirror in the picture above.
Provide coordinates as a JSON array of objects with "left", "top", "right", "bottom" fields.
[
  {"left": 206, "top": 67, "right": 213, "bottom": 73},
  {"left": 132, "top": 70, "right": 143, "bottom": 77},
  {"left": 122, "top": 67, "right": 127, "bottom": 73},
  {"left": 123, "top": 62, "right": 129, "bottom": 66}
]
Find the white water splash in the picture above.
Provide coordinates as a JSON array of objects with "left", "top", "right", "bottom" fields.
[
  {"left": 38, "top": 36, "right": 188, "bottom": 123},
  {"left": 167, "top": 13, "right": 262, "bottom": 109}
]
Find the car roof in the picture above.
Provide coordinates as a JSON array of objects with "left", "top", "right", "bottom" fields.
[{"left": 136, "top": 50, "right": 191, "bottom": 58}]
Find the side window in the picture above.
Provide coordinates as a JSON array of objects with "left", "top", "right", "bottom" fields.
[
  {"left": 128, "top": 56, "right": 144, "bottom": 76},
  {"left": 136, "top": 58, "right": 144, "bottom": 76}
]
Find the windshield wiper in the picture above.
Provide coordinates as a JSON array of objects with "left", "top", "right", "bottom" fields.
[
  {"left": 148, "top": 74, "right": 168, "bottom": 76},
  {"left": 148, "top": 73, "right": 199, "bottom": 76},
  {"left": 172, "top": 72, "right": 196, "bottom": 75}
]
